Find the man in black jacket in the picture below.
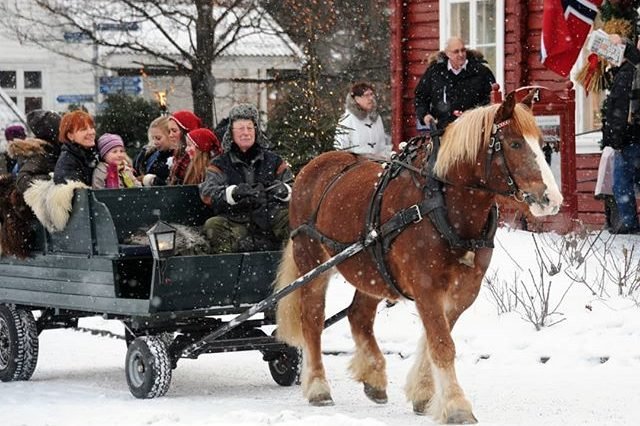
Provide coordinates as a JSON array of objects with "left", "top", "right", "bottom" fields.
[
  {"left": 199, "top": 104, "right": 292, "bottom": 253},
  {"left": 414, "top": 37, "right": 496, "bottom": 129}
]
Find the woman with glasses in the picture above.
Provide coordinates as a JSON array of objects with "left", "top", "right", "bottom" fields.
[
  {"left": 199, "top": 104, "right": 293, "bottom": 253},
  {"left": 334, "top": 82, "right": 389, "bottom": 156},
  {"left": 414, "top": 36, "right": 495, "bottom": 130}
]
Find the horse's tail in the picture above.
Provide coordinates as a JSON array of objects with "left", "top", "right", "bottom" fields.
[{"left": 274, "top": 239, "right": 304, "bottom": 347}]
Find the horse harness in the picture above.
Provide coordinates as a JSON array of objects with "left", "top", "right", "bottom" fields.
[{"left": 291, "top": 120, "right": 519, "bottom": 300}]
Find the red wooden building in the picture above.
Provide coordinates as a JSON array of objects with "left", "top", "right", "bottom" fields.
[{"left": 388, "top": 0, "right": 612, "bottom": 231}]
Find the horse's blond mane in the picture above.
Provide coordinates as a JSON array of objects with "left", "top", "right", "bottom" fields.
[{"left": 433, "top": 103, "right": 541, "bottom": 178}]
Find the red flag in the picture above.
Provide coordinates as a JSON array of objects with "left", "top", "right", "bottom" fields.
[{"left": 541, "top": 0, "right": 602, "bottom": 77}]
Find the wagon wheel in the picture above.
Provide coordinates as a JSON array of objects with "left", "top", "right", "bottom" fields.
[
  {"left": 0, "top": 304, "right": 39, "bottom": 382},
  {"left": 125, "top": 336, "right": 172, "bottom": 399},
  {"left": 268, "top": 345, "right": 301, "bottom": 387}
]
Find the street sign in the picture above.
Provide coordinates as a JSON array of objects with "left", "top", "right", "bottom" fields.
[
  {"left": 63, "top": 32, "right": 91, "bottom": 43},
  {"left": 99, "top": 76, "right": 143, "bottom": 96},
  {"left": 95, "top": 22, "right": 139, "bottom": 31},
  {"left": 56, "top": 94, "right": 94, "bottom": 104}
]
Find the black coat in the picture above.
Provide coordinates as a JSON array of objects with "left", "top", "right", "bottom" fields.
[
  {"left": 602, "top": 61, "right": 639, "bottom": 150},
  {"left": 132, "top": 146, "right": 172, "bottom": 186},
  {"left": 199, "top": 143, "right": 292, "bottom": 231},
  {"left": 53, "top": 142, "right": 97, "bottom": 186},
  {"left": 414, "top": 50, "right": 496, "bottom": 129}
]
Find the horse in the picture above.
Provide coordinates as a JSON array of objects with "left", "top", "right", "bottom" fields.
[{"left": 273, "top": 91, "right": 562, "bottom": 424}]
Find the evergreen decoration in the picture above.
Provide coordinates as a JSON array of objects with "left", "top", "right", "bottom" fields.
[{"left": 95, "top": 94, "right": 162, "bottom": 153}]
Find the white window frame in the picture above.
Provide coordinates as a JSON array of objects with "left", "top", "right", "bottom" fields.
[{"left": 438, "top": 0, "right": 505, "bottom": 91}]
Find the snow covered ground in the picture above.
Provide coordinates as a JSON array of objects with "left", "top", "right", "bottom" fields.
[{"left": 2, "top": 228, "right": 640, "bottom": 425}]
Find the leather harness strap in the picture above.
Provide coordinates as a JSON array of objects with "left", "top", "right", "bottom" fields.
[{"left": 291, "top": 125, "right": 507, "bottom": 301}]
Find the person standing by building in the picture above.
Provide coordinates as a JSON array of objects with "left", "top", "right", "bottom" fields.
[
  {"left": 334, "top": 82, "right": 388, "bottom": 156},
  {"left": 414, "top": 36, "right": 495, "bottom": 130},
  {"left": 602, "top": 34, "right": 640, "bottom": 234}
]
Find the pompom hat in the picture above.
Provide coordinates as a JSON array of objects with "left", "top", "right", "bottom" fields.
[
  {"left": 170, "top": 110, "right": 202, "bottom": 132},
  {"left": 187, "top": 128, "right": 222, "bottom": 156},
  {"left": 97, "top": 133, "right": 124, "bottom": 159}
]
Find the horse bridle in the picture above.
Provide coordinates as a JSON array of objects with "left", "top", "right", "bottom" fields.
[{"left": 481, "top": 118, "right": 537, "bottom": 205}]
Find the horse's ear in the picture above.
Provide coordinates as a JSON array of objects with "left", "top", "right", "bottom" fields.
[
  {"left": 496, "top": 91, "right": 516, "bottom": 120},
  {"left": 520, "top": 88, "right": 540, "bottom": 108}
]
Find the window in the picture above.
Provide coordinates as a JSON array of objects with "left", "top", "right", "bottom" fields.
[
  {"left": 0, "top": 71, "right": 17, "bottom": 89},
  {"left": 439, "top": 0, "right": 504, "bottom": 88},
  {"left": 1, "top": 68, "right": 45, "bottom": 114},
  {"left": 25, "top": 97, "right": 43, "bottom": 114},
  {"left": 24, "top": 71, "right": 42, "bottom": 89}
]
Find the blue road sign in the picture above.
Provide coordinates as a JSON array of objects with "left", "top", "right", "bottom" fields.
[
  {"left": 99, "top": 76, "right": 143, "bottom": 95},
  {"left": 63, "top": 32, "right": 91, "bottom": 43},
  {"left": 95, "top": 22, "right": 139, "bottom": 31},
  {"left": 56, "top": 94, "right": 94, "bottom": 104}
]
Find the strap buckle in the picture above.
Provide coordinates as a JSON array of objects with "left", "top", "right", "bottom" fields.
[{"left": 411, "top": 204, "right": 423, "bottom": 223}]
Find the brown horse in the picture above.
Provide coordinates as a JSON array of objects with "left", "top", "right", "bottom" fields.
[{"left": 274, "top": 92, "right": 562, "bottom": 424}]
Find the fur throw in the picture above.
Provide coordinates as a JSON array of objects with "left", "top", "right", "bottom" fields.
[
  {"left": 426, "top": 48, "right": 487, "bottom": 68},
  {"left": 344, "top": 91, "right": 379, "bottom": 121},
  {"left": 0, "top": 174, "right": 36, "bottom": 258},
  {"left": 126, "top": 223, "right": 209, "bottom": 256},
  {"left": 23, "top": 179, "right": 89, "bottom": 232}
]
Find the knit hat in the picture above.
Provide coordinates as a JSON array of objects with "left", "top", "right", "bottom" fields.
[
  {"left": 187, "top": 128, "right": 222, "bottom": 156},
  {"left": 170, "top": 110, "right": 202, "bottom": 132},
  {"left": 222, "top": 103, "right": 269, "bottom": 151},
  {"left": 26, "top": 109, "right": 61, "bottom": 143},
  {"left": 4, "top": 124, "right": 26, "bottom": 142},
  {"left": 97, "top": 133, "right": 124, "bottom": 159}
]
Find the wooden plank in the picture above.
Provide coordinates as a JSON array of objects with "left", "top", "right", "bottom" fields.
[
  {"left": 0, "top": 263, "right": 113, "bottom": 284},
  {"left": 0, "top": 288, "right": 151, "bottom": 316},
  {"left": 0, "top": 276, "right": 114, "bottom": 298},
  {"left": 576, "top": 154, "right": 600, "bottom": 169}
]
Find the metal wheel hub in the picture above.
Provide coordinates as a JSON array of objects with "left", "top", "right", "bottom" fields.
[{"left": 127, "top": 349, "right": 146, "bottom": 387}]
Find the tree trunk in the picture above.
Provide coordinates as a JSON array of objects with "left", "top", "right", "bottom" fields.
[{"left": 192, "top": 0, "right": 216, "bottom": 128}]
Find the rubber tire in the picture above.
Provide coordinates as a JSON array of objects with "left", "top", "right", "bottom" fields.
[
  {"left": 0, "top": 305, "right": 39, "bottom": 382},
  {"left": 125, "top": 336, "right": 172, "bottom": 399},
  {"left": 268, "top": 346, "right": 301, "bottom": 386}
]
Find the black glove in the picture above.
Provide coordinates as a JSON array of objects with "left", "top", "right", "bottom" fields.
[
  {"left": 267, "top": 181, "right": 291, "bottom": 202},
  {"left": 232, "top": 183, "right": 264, "bottom": 208}
]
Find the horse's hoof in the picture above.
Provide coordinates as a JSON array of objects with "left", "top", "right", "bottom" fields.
[
  {"left": 364, "top": 383, "right": 388, "bottom": 404},
  {"left": 309, "top": 394, "right": 334, "bottom": 406},
  {"left": 446, "top": 409, "right": 478, "bottom": 424},
  {"left": 413, "top": 400, "right": 428, "bottom": 416}
]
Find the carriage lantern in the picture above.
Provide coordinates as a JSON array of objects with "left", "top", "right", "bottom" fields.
[{"left": 146, "top": 214, "right": 177, "bottom": 259}]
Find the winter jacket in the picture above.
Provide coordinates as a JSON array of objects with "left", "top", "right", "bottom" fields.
[
  {"left": 53, "top": 142, "right": 97, "bottom": 186},
  {"left": 133, "top": 145, "right": 172, "bottom": 186},
  {"left": 602, "top": 61, "right": 639, "bottom": 150},
  {"left": 7, "top": 137, "right": 61, "bottom": 194},
  {"left": 334, "top": 93, "right": 388, "bottom": 156},
  {"left": 199, "top": 143, "right": 292, "bottom": 231},
  {"left": 414, "top": 49, "right": 496, "bottom": 129},
  {"left": 92, "top": 161, "right": 141, "bottom": 189}
]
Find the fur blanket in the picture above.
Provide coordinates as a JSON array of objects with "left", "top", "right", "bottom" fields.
[
  {"left": 126, "top": 223, "right": 209, "bottom": 256},
  {"left": 0, "top": 174, "right": 36, "bottom": 258},
  {"left": 23, "top": 179, "right": 89, "bottom": 233}
]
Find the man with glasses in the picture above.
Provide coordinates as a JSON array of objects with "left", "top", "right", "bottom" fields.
[
  {"left": 334, "top": 82, "right": 389, "bottom": 156},
  {"left": 199, "top": 103, "right": 293, "bottom": 252},
  {"left": 414, "top": 36, "right": 496, "bottom": 130}
]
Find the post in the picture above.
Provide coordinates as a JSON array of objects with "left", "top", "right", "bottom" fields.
[{"left": 92, "top": 22, "right": 100, "bottom": 114}]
